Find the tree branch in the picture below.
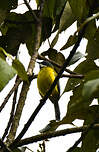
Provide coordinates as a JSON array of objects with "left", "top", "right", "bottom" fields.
[
  {"left": 6, "top": 0, "right": 44, "bottom": 146},
  {"left": 0, "top": 77, "right": 21, "bottom": 113},
  {"left": 2, "top": 86, "right": 18, "bottom": 141},
  {"left": 0, "top": 139, "right": 12, "bottom": 152},
  {"left": 10, "top": 124, "right": 99, "bottom": 148}
]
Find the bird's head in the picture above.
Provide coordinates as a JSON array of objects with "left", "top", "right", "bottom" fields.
[{"left": 37, "top": 61, "right": 54, "bottom": 69}]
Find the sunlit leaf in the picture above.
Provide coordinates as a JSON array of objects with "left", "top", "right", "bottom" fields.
[
  {"left": 12, "top": 59, "right": 28, "bottom": 82},
  {"left": 60, "top": 35, "right": 78, "bottom": 50},
  {"left": 61, "top": 85, "right": 91, "bottom": 124},
  {"left": 82, "top": 78, "right": 99, "bottom": 100},
  {"left": 0, "top": 57, "right": 16, "bottom": 91},
  {"left": 64, "top": 59, "right": 98, "bottom": 92},
  {"left": 68, "top": 51, "right": 85, "bottom": 66}
]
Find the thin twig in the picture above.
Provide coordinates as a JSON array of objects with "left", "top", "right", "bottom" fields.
[
  {"left": 10, "top": 124, "right": 99, "bottom": 148},
  {"left": 61, "top": 74, "right": 84, "bottom": 79},
  {"left": 0, "top": 77, "right": 21, "bottom": 113},
  {"left": 74, "top": 12, "right": 99, "bottom": 36},
  {"left": 2, "top": 87, "right": 18, "bottom": 141},
  {"left": 9, "top": 18, "right": 87, "bottom": 150}
]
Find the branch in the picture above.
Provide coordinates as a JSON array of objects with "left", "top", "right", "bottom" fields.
[
  {"left": 74, "top": 12, "right": 99, "bottom": 36},
  {"left": 2, "top": 87, "right": 18, "bottom": 141},
  {"left": 9, "top": 18, "right": 87, "bottom": 149},
  {"left": 61, "top": 74, "right": 84, "bottom": 79},
  {"left": 6, "top": 0, "right": 44, "bottom": 146},
  {"left": 0, "top": 77, "right": 21, "bottom": 113},
  {"left": 10, "top": 124, "right": 99, "bottom": 148},
  {"left": 0, "top": 139, "right": 12, "bottom": 152}
]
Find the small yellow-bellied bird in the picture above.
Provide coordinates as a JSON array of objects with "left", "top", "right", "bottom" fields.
[{"left": 37, "top": 61, "right": 60, "bottom": 120}]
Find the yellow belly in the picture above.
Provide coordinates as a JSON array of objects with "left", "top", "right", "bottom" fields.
[{"left": 37, "top": 67, "right": 58, "bottom": 97}]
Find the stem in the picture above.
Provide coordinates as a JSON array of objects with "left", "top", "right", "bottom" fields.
[{"left": 11, "top": 124, "right": 99, "bottom": 148}]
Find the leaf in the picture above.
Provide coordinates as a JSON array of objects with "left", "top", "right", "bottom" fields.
[
  {"left": 68, "top": 51, "right": 85, "bottom": 66},
  {"left": 84, "top": 20, "right": 97, "bottom": 40},
  {"left": 82, "top": 78, "right": 99, "bottom": 100},
  {"left": 60, "top": 35, "right": 78, "bottom": 50},
  {"left": 69, "top": 0, "right": 89, "bottom": 21},
  {"left": 39, "top": 120, "right": 59, "bottom": 133},
  {"left": 12, "top": 59, "right": 28, "bottom": 82},
  {"left": 51, "top": 1, "right": 76, "bottom": 47},
  {"left": 81, "top": 105, "right": 99, "bottom": 152},
  {"left": 55, "top": 0, "right": 66, "bottom": 16},
  {"left": 0, "top": 0, "right": 18, "bottom": 10},
  {"left": 86, "top": 29, "right": 99, "bottom": 60},
  {"left": 64, "top": 59, "right": 98, "bottom": 92},
  {"left": 0, "top": 57, "right": 16, "bottom": 91},
  {"left": 61, "top": 85, "right": 92, "bottom": 125},
  {"left": 41, "top": 17, "right": 52, "bottom": 42},
  {"left": 1, "top": 12, "right": 35, "bottom": 56},
  {"left": 43, "top": 0, "right": 56, "bottom": 18},
  {"left": 0, "top": 9, "right": 7, "bottom": 25}
]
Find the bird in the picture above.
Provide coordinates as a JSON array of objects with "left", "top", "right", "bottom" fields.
[{"left": 37, "top": 61, "right": 60, "bottom": 120}]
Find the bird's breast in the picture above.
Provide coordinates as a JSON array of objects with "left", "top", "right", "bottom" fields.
[{"left": 37, "top": 67, "right": 58, "bottom": 97}]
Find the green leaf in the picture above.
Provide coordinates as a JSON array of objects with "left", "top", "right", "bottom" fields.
[
  {"left": 64, "top": 59, "right": 98, "bottom": 92},
  {"left": 81, "top": 105, "right": 99, "bottom": 152},
  {"left": 68, "top": 51, "right": 85, "bottom": 66},
  {"left": 41, "top": 17, "right": 52, "bottom": 42},
  {"left": 0, "top": 57, "right": 16, "bottom": 91},
  {"left": 71, "top": 147, "right": 82, "bottom": 152},
  {"left": 51, "top": 1, "right": 76, "bottom": 47},
  {"left": 86, "top": 29, "right": 99, "bottom": 60},
  {"left": 1, "top": 12, "right": 34, "bottom": 56},
  {"left": 12, "top": 59, "right": 28, "bottom": 82},
  {"left": 0, "top": 9, "right": 7, "bottom": 25},
  {"left": 82, "top": 78, "right": 99, "bottom": 100},
  {"left": 60, "top": 35, "right": 78, "bottom": 50},
  {"left": 54, "top": 0, "right": 66, "bottom": 16},
  {"left": 43, "top": 0, "right": 56, "bottom": 18},
  {"left": 84, "top": 20, "right": 97, "bottom": 40},
  {"left": 61, "top": 85, "right": 91, "bottom": 124},
  {"left": 69, "top": 0, "right": 89, "bottom": 21},
  {"left": 0, "top": 0, "right": 18, "bottom": 10},
  {"left": 39, "top": 120, "right": 59, "bottom": 133}
]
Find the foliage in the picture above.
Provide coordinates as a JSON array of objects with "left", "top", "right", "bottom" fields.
[{"left": 0, "top": 0, "right": 99, "bottom": 152}]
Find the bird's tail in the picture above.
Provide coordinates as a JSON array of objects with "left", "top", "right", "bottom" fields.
[{"left": 54, "top": 101, "right": 60, "bottom": 121}]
